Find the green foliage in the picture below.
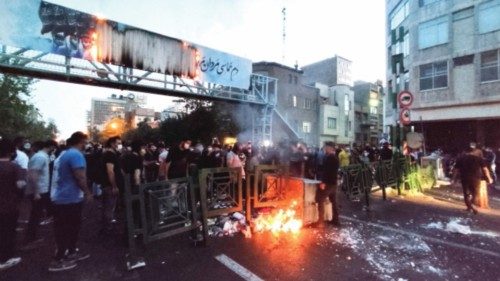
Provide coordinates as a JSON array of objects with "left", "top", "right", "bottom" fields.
[
  {"left": 0, "top": 74, "right": 58, "bottom": 140},
  {"left": 405, "top": 164, "right": 436, "bottom": 193},
  {"left": 123, "top": 101, "right": 244, "bottom": 145}
]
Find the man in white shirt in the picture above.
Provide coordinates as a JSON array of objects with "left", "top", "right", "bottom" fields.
[{"left": 13, "top": 137, "right": 29, "bottom": 174}]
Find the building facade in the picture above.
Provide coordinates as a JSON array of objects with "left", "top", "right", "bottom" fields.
[
  {"left": 89, "top": 93, "right": 154, "bottom": 131},
  {"left": 386, "top": 0, "right": 500, "bottom": 152},
  {"left": 315, "top": 83, "right": 355, "bottom": 145},
  {"left": 253, "top": 62, "right": 319, "bottom": 147},
  {"left": 302, "top": 56, "right": 353, "bottom": 87},
  {"left": 353, "top": 81, "right": 385, "bottom": 146}
]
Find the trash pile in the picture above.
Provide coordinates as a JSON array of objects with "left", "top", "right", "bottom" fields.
[{"left": 207, "top": 212, "right": 252, "bottom": 238}]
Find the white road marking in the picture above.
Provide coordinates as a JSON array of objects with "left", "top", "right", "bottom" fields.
[
  {"left": 340, "top": 215, "right": 500, "bottom": 259},
  {"left": 215, "top": 254, "right": 264, "bottom": 281}
]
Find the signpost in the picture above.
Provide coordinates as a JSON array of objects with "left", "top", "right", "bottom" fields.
[
  {"left": 398, "top": 90, "right": 413, "bottom": 108},
  {"left": 399, "top": 108, "right": 411, "bottom": 126},
  {"left": 398, "top": 90, "right": 413, "bottom": 125}
]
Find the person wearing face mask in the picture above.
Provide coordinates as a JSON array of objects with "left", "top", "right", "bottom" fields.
[
  {"left": 101, "top": 136, "right": 124, "bottom": 235},
  {"left": 165, "top": 140, "right": 192, "bottom": 180},
  {"left": 0, "top": 139, "right": 27, "bottom": 271},
  {"left": 22, "top": 140, "right": 58, "bottom": 250},
  {"left": 157, "top": 144, "right": 169, "bottom": 181},
  {"left": 144, "top": 144, "right": 160, "bottom": 183}
]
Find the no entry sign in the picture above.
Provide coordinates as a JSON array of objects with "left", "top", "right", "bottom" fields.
[{"left": 398, "top": 91, "right": 413, "bottom": 108}]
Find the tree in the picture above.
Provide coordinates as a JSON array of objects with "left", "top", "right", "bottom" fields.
[
  {"left": 0, "top": 74, "right": 58, "bottom": 140},
  {"left": 122, "top": 100, "right": 247, "bottom": 146}
]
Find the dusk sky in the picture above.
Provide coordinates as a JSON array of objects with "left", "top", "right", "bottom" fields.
[{"left": 29, "top": 0, "right": 386, "bottom": 139}]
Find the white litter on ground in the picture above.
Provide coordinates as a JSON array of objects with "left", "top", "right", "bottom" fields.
[
  {"left": 317, "top": 224, "right": 446, "bottom": 280},
  {"left": 422, "top": 218, "right": 499, "bottom": 238}
]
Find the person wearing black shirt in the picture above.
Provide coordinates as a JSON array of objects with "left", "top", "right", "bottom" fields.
[
  {"left": 121, "top": 141, "right": 145, "bottom": 187},
  {"left": 144, "top": 144, "right": 159, "bottom": 183},
  {"left": 165, "top": 140, "right": 191, "bottom": 180},
  {"left": 314, "top": 141, "right": 340, "bottom": 228},
  {"left": 379, "top": 142, "right": 393, "bottom": 161},
  {"left": 101, "top": 136, "right": 124, "bottom": 233},
  {"left": 454, "top": 147, "right": 493, "bottom": 214},
  {"left": 0, "top": 139, "right": 26, "bottom": 270}
]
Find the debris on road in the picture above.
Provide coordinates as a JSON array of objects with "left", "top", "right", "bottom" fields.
[{"left": 422, "top": 218, "right": 499, "bottom": 237}]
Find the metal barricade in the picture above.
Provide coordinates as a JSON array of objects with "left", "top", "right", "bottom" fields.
[
  {"left": 245, "top": 165, "right": 290, "bottom": 221},
  {"left": 374, "top": 157, "right": 410, "bottom": 200},
  {"left": 340, "top": 164, "right": 373, "bottom": 207},
  {"left": 124, "top": 174, "right": 206, "bottom": 270},
  {"left": 198, "top": 167, "right": 243, "bottom": 241}
]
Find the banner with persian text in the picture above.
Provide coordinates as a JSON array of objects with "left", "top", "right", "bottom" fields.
[{"left": 0, "top": 0, "right": 252, "bottom": 89}]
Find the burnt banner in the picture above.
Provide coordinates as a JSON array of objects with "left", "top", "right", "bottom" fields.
[{"left": 0, "top": 0, "right": 252, "bottom": 89}]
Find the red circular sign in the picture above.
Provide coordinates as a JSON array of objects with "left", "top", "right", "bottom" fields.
[
  {"left": 398, "top": 91, "right": 413, "bottom": 108},
  {"left": 400, "top": 108, "right": 411, "bottom": 125}
]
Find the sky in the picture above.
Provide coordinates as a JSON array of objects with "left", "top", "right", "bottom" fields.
[{"left": 27, "top": 0, "right": 387, "bottom": 139}]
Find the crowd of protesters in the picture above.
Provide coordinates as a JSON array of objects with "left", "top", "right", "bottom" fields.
[{"left": 1, "top": 131, "right": 499, "bottom": 272}]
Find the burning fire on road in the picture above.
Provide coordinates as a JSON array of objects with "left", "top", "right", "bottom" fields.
[{"left": 252, "top": 201, "right": 303, "bottom": 235}]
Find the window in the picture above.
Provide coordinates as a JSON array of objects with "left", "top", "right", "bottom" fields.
[
  {"left": 289, "top": 74, "right": 292, "bottom": 83},
  {"left": 344, "top": 119, "right": 349, "bottom": 137},
  {"left": 453, "top": 7, "right": 473, "bottom": 22},
  {"left": 292, "top": 95, "right": 297, "bottom": 107},
  {"left": 303, "top": 122, "right": 311, "bottom": 133},
  {"left": 481, "top": 50, "right": 499, "bottom": 82},
  {"left": 479, "top": 1, "right": 500, "bottom": 34},
  {"left": 348, "top": 121, "right": 352, "bottom": 132},
  {"left": 419, "top": 61, "right": 448, "bottom": 90},
  {"left": 344, "top": 94, "right": 350, "bottom": 114},
  {"left": 418, "top": 16, "right": 448, "bottom": 49},
  {"left": 294, "top": 76, "right": 298, "bottom": 85},
  {"left": 419, "top": 0, "right": 440, "bottom": 7},
  {"left": 304, "top": 98, "right": 312, "bottom": 109},
  {"left": 404, "top": 72, "right": 410, "bottom": 90},
  {"left": 453, "top": 55, "right": 474, "bottom": 67},
  {"left": 389, "top": 1, "right": 409, "bottom": 30},
  {"left": 327, "top": 117, "right": 337, "bottom": 129},
  {"left": 403, "top": 32, "right": 410, "bottom": 57},
  {"left": 370, "top": 106, "right": 378, "bottom": 115}
]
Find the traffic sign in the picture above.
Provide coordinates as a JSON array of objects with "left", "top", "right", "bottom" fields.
[
  {"left": 398, "top": 91, "right": 413, "bottom": 108},
  {"left": 400, "top": 108, "right": 411, "bottom": 125}
]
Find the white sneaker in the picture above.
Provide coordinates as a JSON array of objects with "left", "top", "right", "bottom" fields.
[{"left": 0, "top": 257, "right": 22, "bottom": 271}]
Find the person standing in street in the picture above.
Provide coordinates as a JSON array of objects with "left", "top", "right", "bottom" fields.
[
  {"left": 379, "top": 142, "right": 393, "bottom": 161},
  {"left": 165, "top": 140, "right": 192, "bottom": 180},
  {"left": 338, "top": 145, "right": 350, "bottom": 168},
  {"left": 12, "top": 137, "right": 29, "bottom": 181},
  {"left": 23, "top": 140, "right": 58, "bottom": 249},
  {"left": 0, "top": 139, "right": 27, "bottom": 271},
  {"left": 49, "top": 132, "right": 92, "bottom": 272},
  {"left": 101, "top": 136, "right": 124, "bottom": 234},
  {"left": 454, "top": 147, "right": 493, "bottom": 214},
  {"left": 314, "top": 141, "right": 340, "bottom": 228}
]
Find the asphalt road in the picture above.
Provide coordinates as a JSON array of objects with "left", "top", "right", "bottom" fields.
[{"left": 2, "top": 185, "right": 500, "bottom": 281}]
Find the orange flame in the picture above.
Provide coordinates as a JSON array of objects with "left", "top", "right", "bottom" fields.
[
  {"left": 253, "top": 201, "right": 303, "bottom": 235},
  {"left": 90, "top": 32, "right": 98, "bottom": 60}
]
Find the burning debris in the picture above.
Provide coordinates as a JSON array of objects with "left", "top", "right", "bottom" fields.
[
  {"left": 207, "top": 212, "right": 251, "bottom": 238},
  {"left": 253, "top": 201, "right": 303, "bottom": 235},
  {"left": 207, "top": 201, "right": 304, "bottom": 238}
]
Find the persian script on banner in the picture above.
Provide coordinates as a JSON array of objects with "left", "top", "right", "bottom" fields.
[{"left": 0, "top": 0, "right": 252, "bottom": 89}]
